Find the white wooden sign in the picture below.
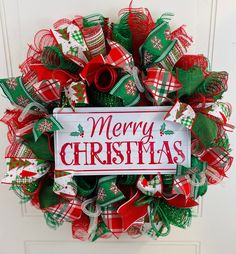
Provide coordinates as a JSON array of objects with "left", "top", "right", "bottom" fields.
[{"left": 53, "top": 107, "right": 191, "bottom": 175}]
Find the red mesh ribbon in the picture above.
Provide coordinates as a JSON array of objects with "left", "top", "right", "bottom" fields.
[
  {"left": 20, "top": 29, "right": 57, "bottom": 85},
  {"left": 175, "top": 54, "right": 209, "bottom": 75},
  {"left": 119, "top": 5, "right": 155, "bottom": 65}
]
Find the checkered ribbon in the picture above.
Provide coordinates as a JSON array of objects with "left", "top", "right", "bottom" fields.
[
  {"left": 143, "top": 68, "right": 182, "bottom": 105},
  {"left": 45, "top": 198, "right": 83, "bottom": 223}
]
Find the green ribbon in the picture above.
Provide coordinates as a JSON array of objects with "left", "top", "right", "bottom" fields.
[
  {"left": 196, "top": 71, "right": 228, "bottom": 99},
  {"left": 91, "top": 222, "right": 111, "bottom": 242},
  {"left": 41, "top": 46, "right": 79, "bottom": 73},
  {"left": 83, "top": 14, "right": 105, "bottom": 28},
  {"left": 87, "top": 86, "right": 124, "bottom": 107},
  {"left": 96, "top": 176, "right": 125, "bottom": 207},
  {"left": 135, "top": 197, "right": 191, "bottom": 237},
  {"left": 75, "top": 176, "right": 98, "bottom": 197},
  {"left": 177, "top": 66, "right": 205, "bottom": 98},
  {"left": 161, "top": 174, "right": 174, "bottom": 194},
  {"left": 0, "top": 76, "right": 38, "bottom": 107},
  {"left": 192, "top": 113, "right": 217, "bottom": 148},
  {"left": 112, "top": 13, "right": 132, "bottom": 53},
  {"left": 33, "top": 116, "right": 63, "bottom": 141},
  {"left": 23, "top": 132, "right": 54, "bottom": 161},
  {"left": 9, "top": 185, "right": 32, "bottom": 203},
  {"left": 44, "top": 212, "right": 63, "bottom": 229},
  {"left": 117, "top": 175, "right": 138, "bottom": 185},
  {"left": 39, "top": 179, "right": 66, "bottom": 209},
  {"left": 176, "top": 156, "right": 207, "bottom": 176}
]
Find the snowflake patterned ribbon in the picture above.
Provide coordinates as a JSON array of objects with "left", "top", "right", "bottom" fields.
[{"left": 96, "top": 176, "right": 125, "bottom": 207}]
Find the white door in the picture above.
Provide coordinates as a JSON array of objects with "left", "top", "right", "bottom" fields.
[{"left": 0, "top": 0, "right": 235, "bottom": 254}]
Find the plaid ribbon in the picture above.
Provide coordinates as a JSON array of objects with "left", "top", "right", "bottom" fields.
[
  {"left": 33, "top": 80, "right": 60, "bottom": 103},
  {"left": 172, "top": 176, "right": 192, "bottom": 200},
  {"left": 45, "top": 198, "right": 83, "bottom": 223},
  {"left": 143, "top": 68, "right": 182, "bottom": 105},
  {"left": 101, "top": 204, "right": 123, "bottom": 238},
  {"left": 196, "top": 146, "right": 233, "bottom": 172}
]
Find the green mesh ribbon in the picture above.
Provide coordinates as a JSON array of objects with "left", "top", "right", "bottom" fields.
[
  {"left": 87, "top": 86, "right": 124, "bottom": 107},
  {"left": 112, "top": 13, "right": 132, "bottom": 53},
  {"left": 159, "top": 199, "right": 192, "bottom": 229},
  {"left": 196, "top": 71, "right": 228, "bottom": 99},
  {"left": 192, "top": 113, "right": 217, "bottom": 148},
  {"left": 41, "top": 46, "right": 80, "bottom": 73},
  {"left": 39, "top": 179, "right": 65, "bottom": 209},
  {"left": 177, "top": 66, "right": 205, "bottom": 98},
  {"left": 23, "top": 133, "right": 54, "bottom": 161},
  {"left": 83, "top": 14, "right": 105, "bottom": 28}
]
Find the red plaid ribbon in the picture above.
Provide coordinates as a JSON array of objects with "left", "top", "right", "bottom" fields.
[
  {"left": 172, "top": 176, "right": 191, "bottom": 200},
  {"left": 101, "top": 205, "right": 123, "bottom": 238},
  {"left": 106, "top": 40, "right": 133, "bottom": 68},
  {"left": 33, "top": 80, "right": 60, "bottom": 103},
  {"left": 144, "top": 67, "right": 182, "bottom": 105},
  {"left": 45, "top": 198, "right": 83, "bottom": 223},
  {"left": 198, "top": 146, "right": 233, "bottom": 172}
]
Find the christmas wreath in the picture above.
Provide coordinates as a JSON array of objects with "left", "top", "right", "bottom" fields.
[{"left": 0, "top": 5, "right": 234, "bottom": 241}]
